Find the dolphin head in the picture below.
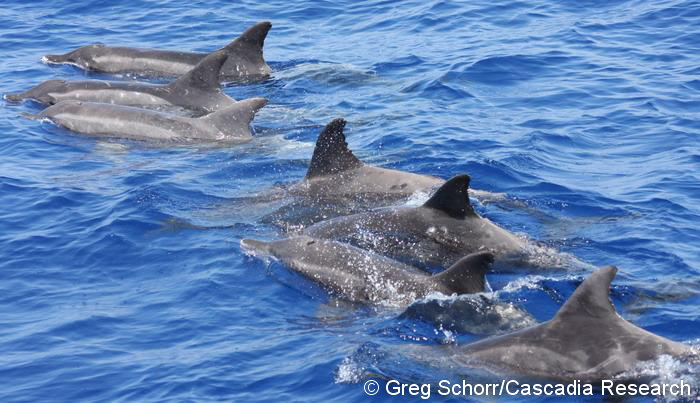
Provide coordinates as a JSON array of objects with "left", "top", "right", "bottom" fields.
[
  {"left": 43, "top": 45, "right": 105, "bottom": 70},
  {"left": 5, "top": 79, "right": 68, "bottom": 104}
]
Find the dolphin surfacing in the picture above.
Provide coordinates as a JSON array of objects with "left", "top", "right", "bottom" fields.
[
  {"left": 418, "top": 266, "right": 693, "bottom": 382},
  {"left": 241, "top": 235, "right": 494, "bottom": 306},
  {"left": 26, "top": 97, "right": 267, "bottom": 143},
  {"left": 258, "top": 118, "right": 505, "bottom": 229},
  {"left": 6, "top": 50, "right": 235, "bottom": 114},
  {"left": 288, "top": 118, "right": 444, "bottom": 201},
  {"left": 303, "top": 174, "right": 529, "bottom": 268},
  {"left": 42, "top": 21, "right": 272, "bottom": 82}
]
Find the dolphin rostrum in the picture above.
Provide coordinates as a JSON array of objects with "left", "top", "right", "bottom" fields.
[
  {"left": 25, "top": 97, "right": 267, "bottom": 143},
  {"left": 416, "top": 266, "right": 692, "bottom": 382},
  {"left": 42, "top": 21, "right": 272, "bottom": 82},
  {"left": 6, "top": 51, "right": 235, "bottom": 114},
  {"left": 240, "top": 235, "right": 494, "bottom": 306}
]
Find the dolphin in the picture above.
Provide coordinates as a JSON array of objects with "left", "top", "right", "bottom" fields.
[
  {"left": 257, "top": 118, "right": 505, "bottom": 230},
  {"left": 240, "top": 235, "right": 494, "bottom": 306},
  {"left": 287, "top": 118, "right": 502, "bottom": 203},
  {"left": 42, "top": 21, "right": 272, "bottom": 82},
  {"left": 415, "top": 266, "right": 692, "bottom": 382},
  {"left": 303, "top": 174, "right": 529, "bottom": 269},
  {"left": 5, "top": 50, "right": 235, "bottom": 115},
  {"left": 24, "top": 97, "right": 267, "bottom": 143},
  {"left": 288, "top": 118, "right": 444, "bottom": 201}
]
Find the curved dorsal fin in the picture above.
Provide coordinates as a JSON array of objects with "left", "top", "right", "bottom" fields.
[
  {"left": 224, "top": 21, "right": 272, "bottom": 52},
  {"left": 201, "top": 97, "right": 267, "bottom": 136},
  {"left": 169, "top": 50, "right": 228, "bottom": 92},
  {"left": 433, "top": 252, "right": 494, "bottom": 294},
  {"left": 554, "top": 266, "right": 618, "bottom": 320},
  {"left": 305, "top": 118, "right": 362, "bottom": 179},
  {"left": 423, "top": 174, "right": 476, "bottom": 219}
]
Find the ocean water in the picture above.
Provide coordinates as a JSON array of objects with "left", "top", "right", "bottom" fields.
[{"left": 1, "top": 0, "right": 700, "bottom": 401}]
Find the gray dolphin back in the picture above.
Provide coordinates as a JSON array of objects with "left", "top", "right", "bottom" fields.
[
  {"left": 450, "top": 266, "right": 692, "bottom": 381},
  {"left": 41, "top": 21, "right": 272, "bottom": 81}
]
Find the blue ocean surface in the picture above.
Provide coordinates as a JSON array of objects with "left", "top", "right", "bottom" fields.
[{"left": 1, "top": 0, "right": 699, "bottom": 401}]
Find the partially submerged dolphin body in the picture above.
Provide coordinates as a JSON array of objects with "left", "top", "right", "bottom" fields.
[
  {"left": 288, "top": 118, "right": 444, "bottom": 201},
  {"left": 259, "top": 119, "right": 505, "bottom": 230},
  {"left": 5, "top": 51, "right": 235, "bottom": 115},
  {"left": 42, "top": 21, "right": 273, "bottom": 82},
  {"left": 240, "top": 235, "right": 494, "bottom": 306},
  {"left": 287, "top": 118, "right": 502, "bottom": 203},
  {"left": 303, "top": 174, "right": 529, "bottom": 268},
  {"left": 414, "top": 266, "right": 692, "bottom": 382},
  {"left": 25, "top": 97, "right": 267, "bottom": 143}
]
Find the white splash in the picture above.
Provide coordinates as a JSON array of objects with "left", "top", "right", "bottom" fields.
[{"left": 334, "top": 356, "right": 365, "bottom": 384}]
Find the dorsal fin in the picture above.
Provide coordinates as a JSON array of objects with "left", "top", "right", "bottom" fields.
[
  {"left": 423, "top": 174, "right": 476, "bottom": 219},
  {"left": 201, "top": 97, "right": 267, "bottom": 137},
  {"left": 305, "top": 118, "right": 362, "bottom": 179},
  {"left": 224, "top": 21, "right": 272, "bottom": 52},
  {"left": 169, "top": 50, "right": 228, "bottom": 91},
  {"left": 433, "top": 252, "right": 494, "bottom": 294},
  {"left": 554, "top": 266, "right": 618, "bottom": 320}
]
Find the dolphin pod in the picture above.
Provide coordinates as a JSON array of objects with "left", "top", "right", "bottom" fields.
[{"left": 5, "top": 20, "right": 693, "bottom": 389}]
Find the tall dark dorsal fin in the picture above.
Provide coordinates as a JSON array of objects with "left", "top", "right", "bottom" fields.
[
  {"left": 554, "top": 266, "right": 618, "bottom": 320},
  {"left": 169, "top": 50, "right": 228, "bottom": 92},
  {"left": 433, "top": 252, "right": 494, "bottom": 294},
  {"left": 224, "top": 21, "right": 272, "bottom": 52},
  {"left": 423, "top": 174, "right": 476, "bottom": 219},
  {"left": 305, "top": 118, "right": 362, "bottom": 179}
]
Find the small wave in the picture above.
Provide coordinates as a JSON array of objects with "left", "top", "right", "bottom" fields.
[
  {"left": 275, "top": 62, "right": 377, "bottom": 87},
  {"left": 401, "top": 292, "right": 536, "bottom": 335},
  {"left": 455, "top": 53, "right": 574, "bottom": 85}
]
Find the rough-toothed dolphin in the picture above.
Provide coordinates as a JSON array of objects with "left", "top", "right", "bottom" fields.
[
  {"left": 303, "top": 174, "right": 529, "bottom": 268},
  {"left": 24, "top": 97, "right": 267, "bottom": 143},
  {"left": 240, "top": 235, "right": 494, "bottom": 306},
  {"left": 414, "top": 266, "right": 692, "bottom": 382},
  {"left": 258, "top": 118, "right": 506, "bottom": 230},
  {"left": 5, "top": 51, "right": 235, "bottom": 115},
  {"left": 42, "top": 22, "right": 272, "bottom": 82},
  {"left": 289, "top": 118, "right": 502, "bottom": 203}
]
